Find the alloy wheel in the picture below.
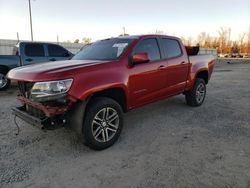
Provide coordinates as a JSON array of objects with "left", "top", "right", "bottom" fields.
[
  {"left": 196, "top": 83, "right": 205, "bottom": 103},
  {"left": 91, "top": 107, "right": 119, "bottom": 143},
  {"left": 0, "top": 73, "right": 8, "bottom": 89}
]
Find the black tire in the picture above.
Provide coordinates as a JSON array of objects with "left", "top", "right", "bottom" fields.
[
  {"left": 83, "top": 97, "right": 123, "bottom": 150},
  {"left": 0, "top": 72, "right": 10, "bottom": 91},
  {"left": 185, "top": 78, "right": 206, "bottom": 107}
]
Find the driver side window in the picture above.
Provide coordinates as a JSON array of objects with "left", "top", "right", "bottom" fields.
[{"left": 133, "top": 38, "right": 161, "bottom": 61}]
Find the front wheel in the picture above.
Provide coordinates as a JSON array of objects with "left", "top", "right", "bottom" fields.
[
  {"left": 0, "top": 73, "right": 10, "bottom": 91},
  {"left": 83, "top": 97, "right": 123, "bottom": 150},
  {"left": 185, "top": 78, "right": 206, "bottom": 107}
]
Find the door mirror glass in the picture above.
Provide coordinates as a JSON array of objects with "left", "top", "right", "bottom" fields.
[{"left": 132, "top": 53, "right": 150, "bottom": 65}]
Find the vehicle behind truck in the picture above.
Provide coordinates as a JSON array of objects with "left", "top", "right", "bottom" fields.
[
  {"left": 0, "top": 42, "right": 73, "bottom": 90},
  {"left": 8, "top": 35, "right": 216, "bottom": 150}
]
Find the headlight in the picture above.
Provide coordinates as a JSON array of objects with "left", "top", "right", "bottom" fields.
[{"left": 31, "top": 79, "right": 73, "bottom": 99}]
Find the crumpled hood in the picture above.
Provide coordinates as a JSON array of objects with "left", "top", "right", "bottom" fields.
[{"left": 7, "top": 60, "right": 109, "bottom": 82}]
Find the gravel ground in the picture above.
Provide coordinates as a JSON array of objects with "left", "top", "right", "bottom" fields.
[{"left": 0, "top": 60, "right": 250, "bottom": 188}]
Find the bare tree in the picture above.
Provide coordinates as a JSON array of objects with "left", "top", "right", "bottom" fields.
[
  {"left": 217, "top": 27, "right": 231, "bottom": 53},
  {"left": 82, "top": 37, "right": 92, "bottom": 44},
  {"left": 247, "top": 27, "right": 250, "bottom": 53},
  {"left": 238, "top": 33, "right": 246, "bottom": 53},
  {"left": 74, "top": 39, "right": 79, "bottom": 43},
  {"left": 181, "top": 37, "right": 193, "bottom": 46},
  {"left": 231, "top": 41, "right": 239, "bottom": 53},
  {"left": 150, "top": 26, "right": 250, "bottom": 54},
  {"left": 197, "top": 32, "right": 207, "bottom": 47}
]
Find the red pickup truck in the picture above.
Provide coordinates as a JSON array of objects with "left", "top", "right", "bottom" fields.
[{"left": 8, "top": 35, "right": 215, "bottom": 150}]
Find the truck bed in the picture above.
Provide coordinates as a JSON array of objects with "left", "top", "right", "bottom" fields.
[{"left": 189, "top": 54, "right": 216, "bottom": 80}]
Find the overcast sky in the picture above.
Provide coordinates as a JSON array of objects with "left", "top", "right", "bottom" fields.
[{"left": 0, "top": 0, "right": 249, "bottom": 42}]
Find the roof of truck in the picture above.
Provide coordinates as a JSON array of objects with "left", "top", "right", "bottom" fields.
[{"left": 103, "top": 34, "right": 180, "bottom": 41}]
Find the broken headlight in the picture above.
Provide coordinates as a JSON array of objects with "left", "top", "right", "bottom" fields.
[{"left": 30, "top": 79, "right": 73, "bottom": 99}]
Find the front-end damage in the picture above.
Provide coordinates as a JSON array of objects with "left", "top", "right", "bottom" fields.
[{"left": 12, "top": 81, "right": 80, "bottom": 130}]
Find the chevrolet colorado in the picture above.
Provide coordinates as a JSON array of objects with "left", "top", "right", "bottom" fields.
[
  {"left": 0, "top": 42, "right": 73, "bottom": 90},
  {"left": 7, "top": 35, "right": 215, "bottom": 150}
]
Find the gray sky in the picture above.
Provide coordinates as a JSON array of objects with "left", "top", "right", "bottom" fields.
[{"left": 0, "top": 0, "right": 249, "bottom": 42}]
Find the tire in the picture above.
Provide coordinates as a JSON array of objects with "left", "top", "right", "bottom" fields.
[
  {"left": 83, "top": 97, "right": 123, "bottom": 150},
  {"left": 0, "top": 72, "right": 10, "bottom": 91},
  {"left": 185, "top": 78, "right": 206, "bottom": 107}
]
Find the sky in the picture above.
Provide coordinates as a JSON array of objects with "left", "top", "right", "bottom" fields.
[{"left": 0, "top": 0, "right": 249, "bottom": 42}]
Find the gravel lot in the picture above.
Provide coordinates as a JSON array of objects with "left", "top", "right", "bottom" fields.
[{"left": 0, "top": 60, "right": 250, "bottom": 188}]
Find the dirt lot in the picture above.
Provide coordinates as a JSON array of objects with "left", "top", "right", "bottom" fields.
[{"left": 0, "top": 60, "right": 250, "bottom": 188}]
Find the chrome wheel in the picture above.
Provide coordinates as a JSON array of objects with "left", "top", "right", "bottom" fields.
[
  {"left": 196, "top": 83, "right": 205, "bottom": 103},
  {"left": 91, "top": 107, "right": 119, "bottom": 143},
  {"left": 0, "top": 73, "right": 8, "bottom": 89}
]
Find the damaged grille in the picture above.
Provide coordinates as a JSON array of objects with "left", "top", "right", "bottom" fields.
[
  {"left": 18, "top": 81, "right": 34, "bottom": 98},
  {"left": 17, "top": 82, "right": 46, "bottom": 119},
  {"left": 26, "top": 105, "right": 46, "bottom": 119}
]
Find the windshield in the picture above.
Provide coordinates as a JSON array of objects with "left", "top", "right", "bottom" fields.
[{"left": 72, "top": 38, "right": 134, "bottom": 61}]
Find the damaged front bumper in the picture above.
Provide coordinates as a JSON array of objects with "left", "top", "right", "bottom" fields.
[
  {"left": 12, "top": 106, "right": 46, "bottom": 129},
  {"left": 12, "top": 96, "right": 77, "bottom": 130}
]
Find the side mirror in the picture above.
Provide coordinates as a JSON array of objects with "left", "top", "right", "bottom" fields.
[{"left": 131, "top": 53, "right": 150, "bottom": 65}]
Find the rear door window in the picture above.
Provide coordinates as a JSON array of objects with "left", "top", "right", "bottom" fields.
[
  {"left": 48, "top": 44, "right": 69, "bottom": 57},
  {"left": 25, "top": 44, "right": 45, "bottom": 57},
  {"left": 133, "top": 38, "right": 161, "bottom": 61},
  {"left": 162, "top": 39, "right": 182, "bottom": 58}
]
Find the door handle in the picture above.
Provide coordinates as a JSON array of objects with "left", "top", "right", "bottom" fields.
[
  {"left": 181, "top": 61, "right": 186, "bottom": 64},
  {"left": 49, "top": 58, "right": 56, "bottom": 61},
  {"left": 25, "top": 58, "right": 33, "bottom": 62},
  {"left": 158, "top": 65, "right": 166, "bottom": 70}
]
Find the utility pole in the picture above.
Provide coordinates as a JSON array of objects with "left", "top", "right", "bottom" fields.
[
  {"left": 122, "top": 27, "right": 125, "bottom": 36},
  {"left": 28, "top": 0, "right": 34, "bottom": 41},
  {"left": 16, "top": 32, "right": 19, "bottom": 42}
]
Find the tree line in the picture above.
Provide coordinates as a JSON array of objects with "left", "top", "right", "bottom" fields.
[
  {"left": 73, "top": 27, "right": 250, "bottom": 54},
  {"left": 181, "top": 27, "right": 250, "bottom": 54}
]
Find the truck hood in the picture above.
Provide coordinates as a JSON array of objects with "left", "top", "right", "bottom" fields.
[{"left": 7, "top": 60, "right": 110, "bottom": 82}]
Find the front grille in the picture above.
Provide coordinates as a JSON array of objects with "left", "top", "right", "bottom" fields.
[
  {"left": 18, "top": 81, "right": 34, "bottom": 98},
  {"left": 26, "top": 105, "right": 46, "bottom": 119},
  {"left": 17, "top": 82, "right": 45, "bottom": 118}
]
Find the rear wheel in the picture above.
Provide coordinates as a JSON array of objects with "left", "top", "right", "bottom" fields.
[
  {"left": 185, "top": 78, "right": 206, "bottom": 107},
  {"left": 83, "top": 97, "right": 123, "bottom": 150},
  {"left": 0, "top": 72, "right": 10, "bottom": 91}
]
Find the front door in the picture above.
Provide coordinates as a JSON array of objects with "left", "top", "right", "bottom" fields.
[{"left": 128, "top": 38, "right": 168, "bottom": 107}]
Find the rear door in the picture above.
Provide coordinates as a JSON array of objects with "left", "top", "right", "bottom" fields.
[
  {"left": 160, "top": 38, "right": 189, "bottom": 94},
  {"left": 21, "top": 43, "right": 47, "bottom": 65},
  {"left": 128, "top": 38, "right": 168, "bottom": 107},
  {"left": 47, "top": 44, "right": 72, "bottom": 62}
]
